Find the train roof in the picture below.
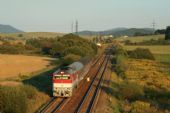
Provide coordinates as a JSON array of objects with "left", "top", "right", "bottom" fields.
[
  {"left": 53, "top": 62, "right": 84, "bottom": 75},
  {"left": 68, "top": 62, "right": 84, "bottom": 71}
]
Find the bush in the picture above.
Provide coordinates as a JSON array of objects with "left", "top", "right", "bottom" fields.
[
  {"left": 26, "top": 38, "right": 42, "bottom": 48},
  {"left": 63, "top": 46, "right": 87, "bottom": 57},
  {"left": 115, "top": 54, "right": 127, "bottom": 77},
  {"left": 118, "top": 82, "right": 144, "bottom": 101},
  {"left": 130, "top": 101, "right": 157, "bottom": 113},
  {"left": 145, "top": 87, "right": 170, "bottom": 109},
  {"left": 0, "top": 86, "right": 27, "bottom": 113},
  {"left": 19, "top": 85, "right": 37, "bottom": 99},
  {"left": 62, "top": 54, "right": 81, "bottom": 65},
  {"left": 0, "top": 85, "right": 40, "bottom": 113},
  {"left": 128, "top": 48, "right": 155, "bottom": 60},
  {"left": 18, "top": 34, "right": 23, "bottom": 37},
  {"left": 0, "top": 44, "right": 26, "bottom": 54},
  {"left": 58, "top": 34, "right": 97, "bottom": 57},
  {"left": 50, "top": 42, "right": 65, "bottom": 57},
  {"left": 114, "top": 47, "right": 128, "bottom": 77},
  {"left": 165, "top": 26, "right": 170, "bottom": 40},
  {"left": 155, "top": 29, "right": 166, "bottom": 35}
]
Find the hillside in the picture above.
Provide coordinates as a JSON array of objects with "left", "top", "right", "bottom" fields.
[
  {"left": 114, "top": 28, "right": 154, "bottom": 36},
  {"left": 78, "top": 28, "right": 154, "bottom": 36},
  {"left": 78, "top": 27, "right": 128, "bottom": 36},
  {"left": 0, "top": 24, "right": 23, "bottom": 33}
]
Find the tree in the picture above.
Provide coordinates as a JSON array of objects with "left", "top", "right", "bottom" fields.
[
  {"left": 18, "top": 34, "right": 23, "bottom": 37},
  {"left": 165, "top": 26, "right": 170, "bottom": 40},
  {"left": 134, "top": 32, "right": 146, "bottom": 36},
  {"left": 50, "top": 42, "right": 65, "bottom": 57},
  {"left": 155, "top": 29, "right": 166, "bottom": 35}
]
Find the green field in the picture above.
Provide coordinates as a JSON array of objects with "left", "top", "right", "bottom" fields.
[
  {"left": 116, "top": 35, "right": 164, "bottom": 43},
  {"left": 124, "top": 45, "right": 170, "bottom": 54},
  {"left": 124, "top": 45, "right": 170, "bottom": 64},
  {"left": 120, "top": 35, "right": 170, "bottom": 64},
  {"left": 154, "top": 54, "right": 170, "bottom": 64}
]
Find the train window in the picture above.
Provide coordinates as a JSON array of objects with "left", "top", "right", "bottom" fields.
[
  {"left": 61, "top": 76, "right": 70, "bottom": 79},
  {"left": 54, "top": 76, "right": 60, "bottom": 79}
]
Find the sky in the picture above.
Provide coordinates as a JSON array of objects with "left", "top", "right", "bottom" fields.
[{"left": 0, "top": 0, "right": 170, "bottom": 33}]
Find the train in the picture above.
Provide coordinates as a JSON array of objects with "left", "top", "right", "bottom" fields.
[{"left": 52, "top": 62, "right": 85, "bottom": 97}]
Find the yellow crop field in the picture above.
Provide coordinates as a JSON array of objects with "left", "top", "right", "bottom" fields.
[
  {"left": 0, "top": 54, "right": 55, "bottom": 80},
  {"left": 124, "top": 59, "right": 170, "bottom": 91}
]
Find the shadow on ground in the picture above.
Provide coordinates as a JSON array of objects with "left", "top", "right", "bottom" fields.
[
  {"left": 22, "top": 67, "right": 58, "bottom": 96},
  {"left": 100, "top": 80, "right": 120, "bottom": 98}
]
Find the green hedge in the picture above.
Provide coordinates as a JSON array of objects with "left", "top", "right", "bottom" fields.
[{"left": 128, "top": 48, "right": 155, "bottom": 60}]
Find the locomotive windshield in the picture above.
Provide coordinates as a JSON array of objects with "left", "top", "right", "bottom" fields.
[{"left": 54, "top": 75, "right": 70, "bottom": 80}]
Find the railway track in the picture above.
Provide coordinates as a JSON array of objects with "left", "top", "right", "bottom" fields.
[
  {"left": 38, "top": 98, "right": 66, "bottom": 113},
  {"left": 55, "top": 53, "right": 109, "bottom": 113},
  {"left": 38, "top": 54, "right": 104, "bottom": 113},
  {"left": 75, "top": 55, "right": 110, "bottom": 113}
]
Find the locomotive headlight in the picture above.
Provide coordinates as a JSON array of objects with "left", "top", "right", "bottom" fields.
[{"left": 61, "top": 71, "right": 64, "bottom": 74}]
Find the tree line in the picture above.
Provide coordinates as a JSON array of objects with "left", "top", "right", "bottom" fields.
[{"left": 0, "top": 34, "right": 98, "bottom": 59}]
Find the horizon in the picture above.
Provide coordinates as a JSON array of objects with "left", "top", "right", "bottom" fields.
[
  {"left": 0, "top": 0, "right": 170, "bottom": 33},
  {"left": 0, "top": 24, "right": 159, "bottom": 33}
]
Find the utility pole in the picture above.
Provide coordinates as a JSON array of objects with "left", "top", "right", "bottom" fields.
[
  {"left": 75, "top": 20, "right": 78, "bottom": 35},
  {"left": 152, "top": 20, "right": 156, "bottom": 33}
]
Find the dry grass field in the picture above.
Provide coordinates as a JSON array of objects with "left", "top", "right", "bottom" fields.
[
  {"left": 0, "top": 54, "right": 55, "bottom": 80},
  {"left": 0, "top": 32, "right": 64, "bottom": 39},
  {"left": 0, "top": 41, "right": 3, "bottom": 45}
]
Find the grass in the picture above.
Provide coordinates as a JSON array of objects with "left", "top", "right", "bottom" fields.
[
  {"left": 154, "top": 54, "right": 170, "bottom": 64},
  {"left": 0, "top": 85, "right": 50, "bottom": 113},
  {"left": 154, "top": 54, "right": 170, "bottom": 76},
  {"left": 106, "top": 72, "right": 122, "bottom": 113}
]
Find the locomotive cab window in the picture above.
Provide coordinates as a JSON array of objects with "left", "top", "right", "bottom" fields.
[
  {"left": 61, "top": 76, "right": 70, "bottom": 79},
  {"left": 54, "top": 75, "right": 70, "bottom": 80}
]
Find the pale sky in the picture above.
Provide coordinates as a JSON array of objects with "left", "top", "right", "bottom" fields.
[{"left": 0, "top": 0, "right": 170, "bottom": 33}]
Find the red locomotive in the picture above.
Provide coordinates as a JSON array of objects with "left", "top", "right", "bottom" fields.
[{"left": 52, "top": 62, "right": 84, "bottom": 97}]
